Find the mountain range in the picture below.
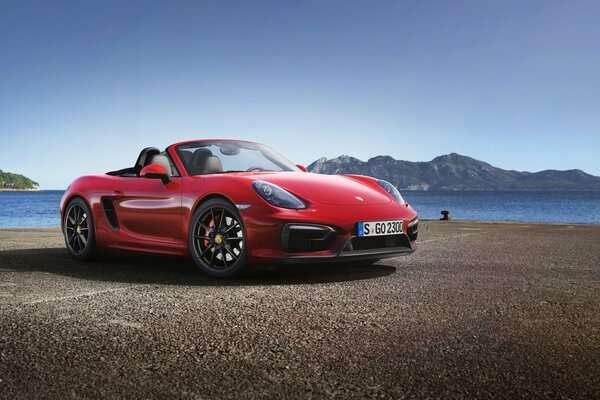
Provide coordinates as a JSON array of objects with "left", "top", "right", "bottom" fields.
[{"left": 307, "top": 153, "right": 600, "bottom": 191}]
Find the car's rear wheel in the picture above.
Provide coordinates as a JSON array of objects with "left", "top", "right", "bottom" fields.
[
  {"left": 189, "top": 198, "right": 248, "bottom": 278},
  {"left": 64, "top": 197, "right": 96, "bottom": 260}
]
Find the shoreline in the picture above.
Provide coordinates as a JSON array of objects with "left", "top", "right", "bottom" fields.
[
  {"left": 0, "top": 188, "right": 42, "bottom": 192},
  {"left": 418, "top": 218, "right": 600, "bottom": 226}
]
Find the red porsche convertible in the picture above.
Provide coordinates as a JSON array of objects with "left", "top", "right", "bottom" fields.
[{"left": 60, "top": 140, "right": 418, "bottom": 277}]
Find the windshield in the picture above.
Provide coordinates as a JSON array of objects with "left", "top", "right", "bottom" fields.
[{"left": 175, "top": 141, "right": 300, "bottom": 175}]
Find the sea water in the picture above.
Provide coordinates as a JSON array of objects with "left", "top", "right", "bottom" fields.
[{"left": 1, "top": 190, "right": 600, "bottom": 228}]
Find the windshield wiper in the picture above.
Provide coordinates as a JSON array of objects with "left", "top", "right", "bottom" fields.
[{"left": 201, "top": 169, "right": 277, "bottom": 175}]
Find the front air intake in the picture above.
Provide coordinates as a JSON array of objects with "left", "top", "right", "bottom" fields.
[
  {"left": 282, "top": 224, "right": 338, "bottom": 252},
  {"left": 407, "top": 219, "right": 418, "bottom": 241},
  {"left": 349, "top": 234, "right": 411, "bottom": 251}
]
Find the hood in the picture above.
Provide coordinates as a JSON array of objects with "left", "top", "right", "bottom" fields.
[{"left": 249, "top": 172, "right": 391, "bottom": 205}]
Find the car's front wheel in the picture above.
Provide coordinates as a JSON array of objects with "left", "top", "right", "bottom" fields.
[
  {"left": 63, "top": 197, "right": 97, "bottom": 260},
  {"left": 189, "top": 198, "right": 248, "bottom": 278}
]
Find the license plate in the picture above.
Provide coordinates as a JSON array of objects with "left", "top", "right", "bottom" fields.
[{"left": 357, "top": 220, "right": 403, "bottom": 237}]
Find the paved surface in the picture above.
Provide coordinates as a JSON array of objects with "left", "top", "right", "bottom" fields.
[{"left": 1, "top": 221, "right": 599, "bottom": 399}]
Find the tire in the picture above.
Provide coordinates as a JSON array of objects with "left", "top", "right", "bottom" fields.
[
  {"left": 63, "top": 197, "right": 97, "bottom": 261},
  {"left": 189, "top": 198, "right": 248, "bottom": 278}
]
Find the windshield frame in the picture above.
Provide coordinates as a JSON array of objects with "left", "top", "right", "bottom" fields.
[{"left": 174, "top": 140, "right": 300, "bottom": 176}]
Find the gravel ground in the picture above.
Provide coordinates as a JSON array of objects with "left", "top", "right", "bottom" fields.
[{"left": 1, "top": 221, "right": 599, "bottom": 399}]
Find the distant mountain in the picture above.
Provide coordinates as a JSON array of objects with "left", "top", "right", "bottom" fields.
[
  {"left": 307, "top": 153, "right": 600, "bottom": 191},
  {"left": 0, "top": 170, "right": 39, "bottom": 190}
]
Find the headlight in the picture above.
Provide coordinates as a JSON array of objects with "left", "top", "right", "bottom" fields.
[
  {"left": 252, "top": 181, "right": 306, "bottom": 209},
  {"left": 377, "top": 179, "right": 405, "bottom": 204}
]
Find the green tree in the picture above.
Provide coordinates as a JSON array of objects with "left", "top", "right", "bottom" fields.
[{"left": 0, "top": 169, "right": 39, "bottom": 190}]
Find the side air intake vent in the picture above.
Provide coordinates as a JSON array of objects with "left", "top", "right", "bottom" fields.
[{"left": 101, "top": 197, "right": 119, "bottom": 230}]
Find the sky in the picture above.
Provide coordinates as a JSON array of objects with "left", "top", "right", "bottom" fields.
[{"left": 1, "top": 0, "right": 599, "bottom": 189}]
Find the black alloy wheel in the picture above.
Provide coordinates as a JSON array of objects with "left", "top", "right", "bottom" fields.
[
  {"left": 64, "top": 197, "right": 96, "bottom": 260},
  {"left": 189, "top": 198, "right": 247, "bottom": 277}
]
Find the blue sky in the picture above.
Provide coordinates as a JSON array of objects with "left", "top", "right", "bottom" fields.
[{"left": 1, "top": 0, "right": 599, "bottom": 189}]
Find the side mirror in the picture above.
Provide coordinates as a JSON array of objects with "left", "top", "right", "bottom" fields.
[
  {"left": 140, "top": 163, "right": 170, "bottom": 184},
  {"left": 296, "top": 164, "right": 308, "bottom": 172}
]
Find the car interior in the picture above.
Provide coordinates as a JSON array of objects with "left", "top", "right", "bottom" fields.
[
  {"left": 107, "top": 142, "right": 284, "bottom": 178},
  {"left": 180, "top": 148, "right": 224, "bottom": 175}
]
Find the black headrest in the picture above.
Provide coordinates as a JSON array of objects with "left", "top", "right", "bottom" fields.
[
  {"left": 134, "top": 147, "right": 160, "bottom": 175},
  {"left": 190, "top": 148, "right": 213, "bottom": 174},
  {"left": 180, "top": 151, "right": 193, "bottom": 165}
]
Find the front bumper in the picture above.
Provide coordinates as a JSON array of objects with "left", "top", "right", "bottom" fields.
[
  {"left": 273, "top": 234, "right": 416, "bottom": 265},
  {"left": 240, "top": 202, "right": 418, "bottom": 265}
]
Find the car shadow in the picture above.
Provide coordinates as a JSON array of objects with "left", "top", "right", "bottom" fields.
[{"left": 0, "top": 247, "right": 397, "bottom": 286}]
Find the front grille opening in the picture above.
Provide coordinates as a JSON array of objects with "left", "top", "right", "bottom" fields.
[
  {"left": 348, "top": 234, "right": 411, "bottom": 251},
  {"left": 282, "top": 224, "right": 337, "bottom": 253}
]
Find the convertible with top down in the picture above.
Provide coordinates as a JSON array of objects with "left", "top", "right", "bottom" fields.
[{"left": 60, "top": 139, "right": 418, "bottom": 277}]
